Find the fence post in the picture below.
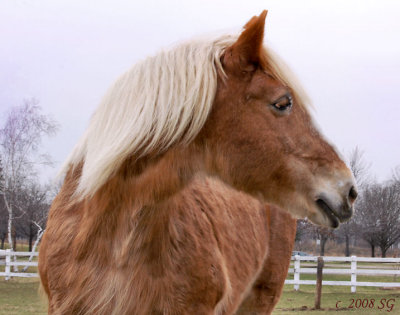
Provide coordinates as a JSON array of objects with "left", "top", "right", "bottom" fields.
[
  {"left": 5, "top": 249, "right": 11, "bottom": 281},
  {"left": 294, "top": 255, "right": 300, "bottom": 291},
  {"left": 315, "top": 256, "right": 324, "bottom": 309},
  {"left": 351, "top": 255, "right": 357, "bottom": 293}
]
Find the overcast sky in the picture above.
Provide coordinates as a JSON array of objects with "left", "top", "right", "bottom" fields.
[{"left": 1, "top": 0, "right": 399, "bottom": 182}]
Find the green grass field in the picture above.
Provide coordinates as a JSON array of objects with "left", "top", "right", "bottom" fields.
[
  {"left": 274, "top": 285, "right": 400, "bottom": 314},
  {"left": 278, "top": 266, "right": 400, "bottom": 314},
  {"left": 0, "top": 279, "right": 47, "bottom": 315},
  {"left": 0, "top": 278, "right": 399, "bottom": 314}
]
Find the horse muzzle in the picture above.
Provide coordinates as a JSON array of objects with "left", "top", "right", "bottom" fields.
[{"left": 315, "top": 179, "right": 358, "bottom": 228}]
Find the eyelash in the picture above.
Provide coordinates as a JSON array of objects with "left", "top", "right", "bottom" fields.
[{"left": 271, "top": 94, "right": 293, "bottom": 112}]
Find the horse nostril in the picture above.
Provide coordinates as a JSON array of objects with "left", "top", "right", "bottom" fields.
[{"left": 348, "top": 186, "right": 358, "bottom": 203}]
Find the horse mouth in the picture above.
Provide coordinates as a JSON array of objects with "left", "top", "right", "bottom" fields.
[{"left": 316, "top": 199, "right": 340, "bottom": 228}]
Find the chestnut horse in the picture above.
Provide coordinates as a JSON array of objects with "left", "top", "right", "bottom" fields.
[{"left": 39, "top": 11, "right": 357, "bottom": 314}]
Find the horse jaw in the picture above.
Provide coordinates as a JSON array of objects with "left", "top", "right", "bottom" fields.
[{"left": 281, "top": 169, "right": 357, "bottom": 229}]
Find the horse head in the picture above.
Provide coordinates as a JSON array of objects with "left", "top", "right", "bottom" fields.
[{"left": 198, "top": 11, "right": 357, "bottom": 227}]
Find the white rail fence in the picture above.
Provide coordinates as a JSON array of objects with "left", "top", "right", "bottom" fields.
[
  {"left": 285, "top": 255, "right": 400, "bottom": 292},
  {"left": 2, "top": 249, "right": 400, "bottom": 293},
  {"left": 0, "top": 249, "right": 39, "bottom": 280}
]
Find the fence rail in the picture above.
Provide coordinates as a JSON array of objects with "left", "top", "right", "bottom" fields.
[
  {"left": 2, "top": 250, "right": 400, "bottom": 292},
  {"left": 0, "top": 249, "right": 39, "bottom": 280},
  {"left": 285, "top": 255, "right": 400, "bottom": 292}
]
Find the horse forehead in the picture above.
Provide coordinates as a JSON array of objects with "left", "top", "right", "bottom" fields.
[
  {"left": 247, "top": 72, "right": 286, "bottom": 97},
  {"left": 218, "top": 71, "right": 288, "bottom": 104}
]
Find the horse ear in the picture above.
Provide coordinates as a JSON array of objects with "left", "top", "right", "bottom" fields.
[{"left": 223, "top": 10, "right": 268, "bottom": 73}]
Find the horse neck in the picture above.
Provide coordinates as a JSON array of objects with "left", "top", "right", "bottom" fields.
[
  {"left": 71, "top": 144, "right": 204, "bottom": 261},
  {"left": 124, "top": 145, "right": 205, "bottom": 206}
]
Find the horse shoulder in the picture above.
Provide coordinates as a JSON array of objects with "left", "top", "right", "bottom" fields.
[
  {"left": 184, "top": 178, "right": 270, "bottom": 313},
  {"left": 237, "top": 206, "right": 296, "bottom": 314}
]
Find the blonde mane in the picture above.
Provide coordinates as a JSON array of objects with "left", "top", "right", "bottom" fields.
[{"left": 62, "top": 33, "right": 309, "bottom": 199}]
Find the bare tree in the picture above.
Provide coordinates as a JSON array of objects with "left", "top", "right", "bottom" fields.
[
  {"left": 357, "top": 181, "right": 400, "bottom": 257},
  {"left": 298, "top": 220, "right": 335, "bottom": 256},
  {"left": 336, "top": 222, "right": 356, "bottom": 257},
  {"left": 348, "top": 147, "right": 370, "bottom": 188},
  {"left": 15, "top": 182, "right": 50, "bottom": 251},
  {"left": 338, "top": 147, "right": 370, "bottom": 256},
  {"left": 392, "top": 166, "right": 400, "bottom": 182},
  {"left": 314, "top": 226, "right": 335, "bottom": 256},
  {"left": 0, "top": 100, "right": 58, "bottom": 264},
  {"left": 0, "top": 156, "right": 7, "bottom": 249},
  {"left": 295, "top": 219, "right": 307, "bottom": 242}
]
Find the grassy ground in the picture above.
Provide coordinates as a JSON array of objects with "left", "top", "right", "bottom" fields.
[
  {"left": 280, "top": 271, "right": 400, "bottom": 313},
  {"left": 0, "top": 278, "right": 399, "bottom": 314},
  {"left": 274, "top": 285, "right": 400, "bottom": 314},
  {"left": 1, "top": 243, "right": 33, "bottom": 252},
  {"left": 0, "top": 278, "right": 47, "bottom": 315}
]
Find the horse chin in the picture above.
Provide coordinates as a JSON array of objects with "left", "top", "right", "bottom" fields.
[
  {"left": 277, "top": 192, "right": 344, "bottom": 229},
  {"left": 307, "top": 206, "right": 341, "bottom": 229}
]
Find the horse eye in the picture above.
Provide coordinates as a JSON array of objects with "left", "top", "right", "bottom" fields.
[{"left": 271, "top": 94, "right": 293, "bottom": 112}]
